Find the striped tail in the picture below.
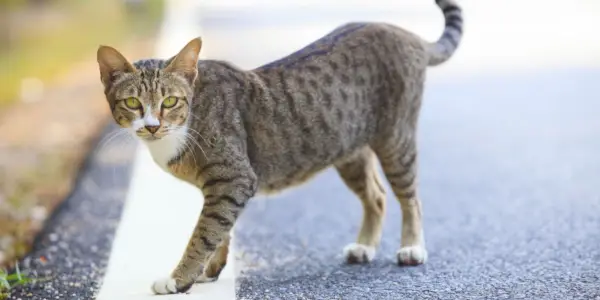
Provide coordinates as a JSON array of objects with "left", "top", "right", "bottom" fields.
[{"left": 427, "top": 0, "right": 464, "bottom": 66}]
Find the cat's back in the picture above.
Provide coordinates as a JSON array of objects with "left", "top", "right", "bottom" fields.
[{"left": 255, "top": 21, "right": 427, "bottom": 72}]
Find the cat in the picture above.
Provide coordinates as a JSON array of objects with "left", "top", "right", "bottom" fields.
[{"left": 96, "top": 0, "right": 463, "bottom": 294}]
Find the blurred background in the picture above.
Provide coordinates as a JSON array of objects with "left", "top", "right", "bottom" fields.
[
  {"left": 1, "top": 0, "right": 599, "bottom": 294},
  {"left": 0, "top": 0, "right": 165, "bottom": 270}
]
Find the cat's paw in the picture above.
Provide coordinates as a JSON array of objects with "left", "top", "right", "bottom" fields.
[
  {"left": 343, "top": 243, "right": 376, "bottom": 264},
  {"left": 396, "top": 245, "right": 427, "bottom": 266},
  {"left": 195, "top": 274, "right": 218, "bottom": 283},
  {"left": 151, "top": 277, "right": 179, "bottom": 295}
]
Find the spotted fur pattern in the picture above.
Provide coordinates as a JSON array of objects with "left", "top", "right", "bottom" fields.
[{"left": 96, "top": 0, "right": 463, "bottom": 294}]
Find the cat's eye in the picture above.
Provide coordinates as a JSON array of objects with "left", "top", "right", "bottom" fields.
[
  {"left": 162, "top": 96, "right": 178, "bottom": 108},
  {"left": 124, "top": 97, "right": 141, "bottom": 109}
]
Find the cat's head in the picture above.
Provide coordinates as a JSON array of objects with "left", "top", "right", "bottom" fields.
[{"left": 96, "top": 38, "right": 202, "bottom": 142}]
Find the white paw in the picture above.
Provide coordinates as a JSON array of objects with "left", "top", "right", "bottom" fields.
[
  {"left": 396, "top": 245, "right": 427, "bottom": 266},
  {"left": 151, "top": 277, "right": 178, "bottom": 295},
  {"left": 343, "top": 243, "right": 376, "bottom": 264},
  {"left": 195, "top": 274, "right": 218, "bottom": 283}
]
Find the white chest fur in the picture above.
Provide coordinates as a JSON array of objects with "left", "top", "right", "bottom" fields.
[{"left": 141, "top": 127, "right": 187, "bottom": 172}]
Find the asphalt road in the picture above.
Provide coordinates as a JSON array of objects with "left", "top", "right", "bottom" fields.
[{"left": 234, "top": 68, "right": 600, "bottom": 299}]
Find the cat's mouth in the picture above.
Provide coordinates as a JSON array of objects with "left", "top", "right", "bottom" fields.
[
  {"left": 143, "top": 133, "right": 171, "bottom": 142},
  {"left": 135, "top": 132, "right": 164, "bottom": 142},
  {"left": 144, "top": 136, "right": 160, "bottom": 141},
  {"left": 132, "top": 125, "right": 173, "bottom": 142}
]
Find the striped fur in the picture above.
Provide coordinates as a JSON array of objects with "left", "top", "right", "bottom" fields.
[
  {"left": 96, "top": 0, "right": 464, "bottom": 294},
  {"left": 428, "top": 0, "right": 464, "bottom": 66}
]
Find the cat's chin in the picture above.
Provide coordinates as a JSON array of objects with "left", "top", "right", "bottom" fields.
[
  {"left": 133, "top": 132, "right": 171, "bottom": 143},
  {"left": 142, "top": 136, "right": 161, "bottom": 142}
]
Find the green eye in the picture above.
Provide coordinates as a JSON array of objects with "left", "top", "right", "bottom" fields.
[
  {"left": 162, "top": 96, "right": 178, "bottom": 108},
  {"left": 124, "top": 97, "right": 141, "bottom": 109}
]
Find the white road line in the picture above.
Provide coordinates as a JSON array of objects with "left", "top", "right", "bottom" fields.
[{"left": 96, "top": 0, "right": 237, "bottom": 299}]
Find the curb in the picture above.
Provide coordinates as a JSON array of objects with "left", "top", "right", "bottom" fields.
[{"left": 7, "top": 123, "right": 137, "bottom": 300}]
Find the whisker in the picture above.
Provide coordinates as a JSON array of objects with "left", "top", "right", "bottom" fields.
[
  {"left": 110, "top": 134, "right": 135, "bottom": 187},
  {"left": 166, "top": 128, "right": 201, "bottom": 166},
  {"left": 176, "top": 134, "right": 199, "bottom": 168},
  {"left": 97, "top": 131, "right": 131, "bottom": 189},
  {"left": 170, "top": 126, "right": 208, "bottom": 160},
  {"left": 183, "top": 132, "right": 207, "bottom": 160},
  {"left": 97, "top": 130, "right": 135, "bottom": 188},
  {"left": 183, "top": 126, "right": 210, "bottom": 145},
  {"left": 96, "top": 128, "right": 129, "bottom": 155}
]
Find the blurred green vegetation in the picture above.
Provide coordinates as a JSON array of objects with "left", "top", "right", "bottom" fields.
[
  {"left": 0, "top": 0, "right": 165, "bottom": 106},
  {"left": 0, "top": 263, "right": 35, "bottom": 300}
]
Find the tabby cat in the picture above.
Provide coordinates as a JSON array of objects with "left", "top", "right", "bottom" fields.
[{"left": 96, "top": 0, "right": 463, "bottom": 294}]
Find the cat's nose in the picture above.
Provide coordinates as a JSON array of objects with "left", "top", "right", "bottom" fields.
[{"left": 145, "top": 125, "right": 160, "bottom": 134}]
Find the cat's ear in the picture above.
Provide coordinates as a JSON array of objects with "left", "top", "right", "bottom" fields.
[
  {"left": 164, "top": 37, "right": 202, "bottom": 84},
  {"left": 97, "top": 45, "right": 136, "bottom": 88}
]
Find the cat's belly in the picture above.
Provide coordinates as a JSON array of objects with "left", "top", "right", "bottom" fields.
[
  {"left": 257, "top": 165, "right": 329, "bottom": 195},
  {"left": 255, "top": 145, "right": 363, "bottom": 195}
]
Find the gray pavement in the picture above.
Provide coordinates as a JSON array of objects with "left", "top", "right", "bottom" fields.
[{"left": 234, "top": 69, "right": 600, "bottom": 299}]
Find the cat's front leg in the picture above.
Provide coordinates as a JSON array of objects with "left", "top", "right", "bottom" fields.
[{"left": 151, "top": 171, "right": 256, "bottom": 294}]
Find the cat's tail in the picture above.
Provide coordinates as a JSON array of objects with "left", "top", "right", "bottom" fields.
[{"left": 427, "top": 0, "right": 463, "bottom": 66}]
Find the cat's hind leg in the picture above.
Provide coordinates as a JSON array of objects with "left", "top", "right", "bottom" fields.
[
  {"left": 376, "top": 136, "right": 427, "bottom": 266},
  {"left": 195, "top": 234, "right": 230, "bottom": 283},
  {"left": 335, "top": 147, "right": 387, "bottom": 264}
]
